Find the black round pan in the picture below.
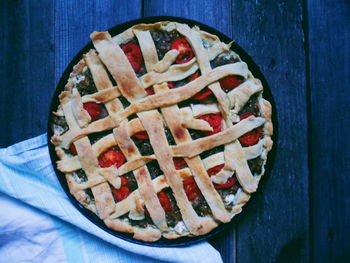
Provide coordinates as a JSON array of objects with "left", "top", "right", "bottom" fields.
[{"left": 47, "top": 16, "right": 278, "bottom": 247}]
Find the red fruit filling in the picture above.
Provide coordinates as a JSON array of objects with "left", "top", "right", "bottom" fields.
[
  {"left": 238, "top": 113, "right": 263, "bottom": 146},
  {"left": 192, "top": 88, "right": 214, "bottom": 101},
  {"left": 207, "top": 164, "right": 225, "bottom": 176},
  {"left": 121, "top": 43, "right": 143, "bottom": 72},
  {"left": 70, "top": 144, "right": 77, "bottom": 155},
  {"left": 173, "top": 157, "right": 188, "bottom": 170},
  {"left": 146, "top": 87, "right": 155, "bottom": 95},
  {"left": 170, "top": 38, "right": 194, "bottom": 64},
  {"left": 157, "top": 191, "right": 171, "bottom": 212},
  {"left": 83, "top": 102, "right": 103, "bottom": 121},
  {"left": 113, "top": 186, "right": 130, "bottom": 201},
  {"left": 207, "top": 164, "right": 237, "bottom": 189},
  {"left": 189, "top": 72, "right": 200, "bottom": 82},
  {"left": 183, "top": 177, "right": 201, "bottom": 201},
  {"left": 198, "top": 113, "right": 223, "bottom": 136},
  {"left": 168, "top": 82, "right": 175, "bottom": 89},
  {"left": 98, "top": 148, "right": 126, "bottom": 168},
  {"left": 112, "top": 175, "right": 130, "bottom": 201},
  {"left": 133, "top": 131, "right": 149, "bottom": 140},
  {"left": 219, "top": 75, "right": 243, "bottom": 92},
  {"left": 189, "top": 72, "right": 214, "bottom": 100},
  {"left": 214, "top": 177, "right": 237, "bottom": 189},
  {"left": 120, "top": 176, "right": 128, "bottom": 187}
]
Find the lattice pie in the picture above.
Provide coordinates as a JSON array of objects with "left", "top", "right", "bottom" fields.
[{"left": 50, "top": 21, "right": 273, "bottom": 242}]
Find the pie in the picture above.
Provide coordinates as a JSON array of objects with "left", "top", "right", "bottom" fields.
[{"left": 50, "top": 21, "right": 273, "bottom": 242}]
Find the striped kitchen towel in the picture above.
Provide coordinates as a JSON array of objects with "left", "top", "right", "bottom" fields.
[{"left": 0, "top": 134, "right": 223, "bottom": 263}]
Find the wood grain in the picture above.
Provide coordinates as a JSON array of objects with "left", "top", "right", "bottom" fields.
[
  {"left": 54, "top": 0, "right": 142, "bottom": 84},
  {"left": 0, "top": 0, "right": 55, "bottom": 147},
  {"left": 230, "top": 1, "right": 310, "bottom": 262},
  {"left": 308, "top": 0, "right": 350, "bottom": 262}
]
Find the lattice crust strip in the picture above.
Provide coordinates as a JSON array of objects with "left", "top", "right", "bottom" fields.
[{"left": 51, "top": 21, "right": 273, "bottom": 241}]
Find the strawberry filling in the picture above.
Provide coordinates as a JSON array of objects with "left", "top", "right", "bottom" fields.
[
  {"left": 170, "top": 38, "right": 194, "bottom": 64},
  {"left": 98, "top": 147, "right": 126, "bottom": 168},
  {"left": 83, "top": 102, "right": 103, "bottom": 121},
  {"left": 219, "top": 75, "right": 243, "bottom": 92},
  {"left": 238, "top": 113, "right": 263, "bottom": 146},
  {"left": 198, "top": 113, "right": 223, "bottom": 136},
  {"left": 121, "top": 43, "right": 143, "bottom": 72}
]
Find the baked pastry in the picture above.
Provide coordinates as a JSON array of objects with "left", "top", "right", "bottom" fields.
[{"left": 50, "top": 21, "right": 273, "bottom": 242}]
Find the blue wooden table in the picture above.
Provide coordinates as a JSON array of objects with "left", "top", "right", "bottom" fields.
[{"left": 1, "top": 0, "right": 349, "bottom": 262}]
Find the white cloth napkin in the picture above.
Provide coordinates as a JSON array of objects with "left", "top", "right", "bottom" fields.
[{"left": 0, "top": 134, "right": 223, "bottom": 263}]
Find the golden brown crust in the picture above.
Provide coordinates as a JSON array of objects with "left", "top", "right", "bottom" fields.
[
  {"left": 154, "top": 83, "right": 230, "bottom": 225},
  {"left": 134, "top": 29, "right": 159, "bottom": 72},
  {"left": 172, "top": 116, "right": 265, "bottom": 158},
  {"left": 91, "top": 31, "right": 146, "bottom": 101},
  {"left": 114, "top": 121, "right": 168, "bottom": 231}
]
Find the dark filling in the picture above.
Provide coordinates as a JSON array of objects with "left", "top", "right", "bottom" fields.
[
  {"left": 127, "top": 114, "right": 138, "bottom": 121},
  {"left": 124, "top": 172, "right": 138, "bottom": 191},
  {"left": 118, "top": 213, "right": 148, "bottom": 228},
  {"left": 88, "top": 130, "right": 113, "bottom": 145},
  {"left": 200, "top": 145, "right": 225, "bottom": 159},
  {"left": 128, "top": 188, "right": 183, "bottom": 228},
  {"left": 192, "top": 197, "right": 212, "bottom": 217},
  {"left": 170, "top": 79, "right": 188, "bottom": 89},
  {"left": 130, "top": 218, "right": 148, "bottom": 228},
  {"left": 188, "top": 129, "right": 203, "bottom": 140},
  {"left": 164, "top": 188, "right": 182, "bottom": 227},
  {"left": 52, "top": 115, "right": 69, "bottom": 134},
  {"left": 177, "top": 98, "right": 192, "bottom": 109},
  {"left": 151, "top": 29, "right": 182, "bottom": 60},
  {"left": 238, "top": 93, "right": 260, "bottom": 116},
  {"left": 146, "top": 160, "right": 163, "bottom": 179},
  {"left": 85, "top": 188, "right": 95, "bottom": 202},
  {"left": 164, "top": 127, "right": 176, "bottom": 145},
  {"left": 74, "top": 169, "right": 88, "bottom": 183},
  {"left": 210, "top": 54, "right": 240, "bottom": 69},
  {"left": 217, "top": 183, "right": 240, "bottom": 210},
  {"left": 76, "top": 69, "right": 98, "bottom": 96},
  {"left": 133, "top": 138, "right": 154, "bottom": 155},
  {"left": 119, "top": 96, "right": 131, "bottom": 109},
  {"left": 248, "top": 157, "right": 264, "bottom": 175},
  {"left": 98, "top": 104, "right": 109, "bottom": 120}
]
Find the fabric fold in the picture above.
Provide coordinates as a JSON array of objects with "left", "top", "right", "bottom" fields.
[{"left": 0, "top": 134, "right": 223, "bottom": 263}]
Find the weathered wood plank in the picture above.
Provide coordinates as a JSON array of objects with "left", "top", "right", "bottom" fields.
[
  {"left": 0, "top": 0, "right": 55, "bottom": 147},
  {"left": 54, "top": 0, "right": 142, "bottom": 84},
  {"left": 143, "top": 0, "right": 233, "bottom": 37},
  {"left": 308, "top": 0, "right": 350, "bottom": 262},
  {"left": 231, "top": 1, "right": 310, "bottom": 262},
  {"left": 143, "top": 1, "right": 234, "bottom": 262}
]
